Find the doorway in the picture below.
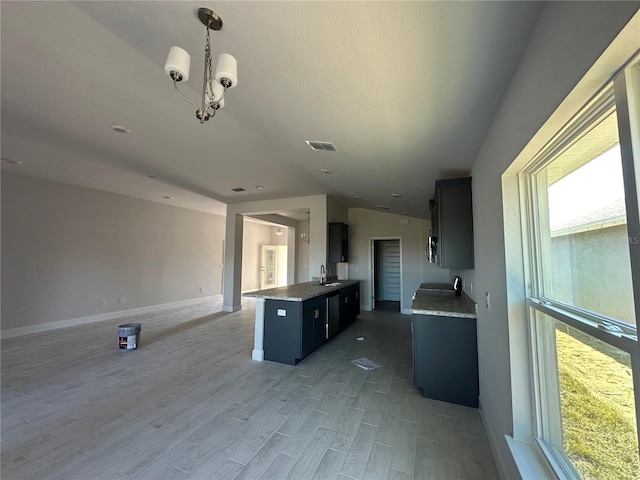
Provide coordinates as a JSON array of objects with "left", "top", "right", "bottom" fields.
[
  {"left": 260, "top": 245, "right": 287, "bottom": 289},
  {"left": 372, "top": 238, "right": 401, "bottom": 312}
]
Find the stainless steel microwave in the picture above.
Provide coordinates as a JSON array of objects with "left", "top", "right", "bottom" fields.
[{"left": 426, "top": 235, "right": 438, "bottom": 264}]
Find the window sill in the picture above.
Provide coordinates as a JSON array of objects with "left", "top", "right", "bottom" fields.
[{"left": 506, "top": 435, "right": 558, "bottom": 480}]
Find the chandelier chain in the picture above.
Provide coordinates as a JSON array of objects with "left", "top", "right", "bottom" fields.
[{"left": 206, "top": 28, "right": 214, "bottom": 103}]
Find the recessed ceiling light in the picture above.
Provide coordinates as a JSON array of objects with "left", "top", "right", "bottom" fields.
[
  {"left": 320, "top": 169, "right": 332, "bottom": 174},
  {"left": 375, "top": 205, "right": 390, "bottom": 210},
  {"left": 231, "top": 187, "right": 246, "bottom": 192},
  {"left": 111, "top": 124, "right": 131, "bottom": 134},
  {"left": 306, "top": 141, "right": 337, "bottom": 152},
  {"left": 391, "top": 193, "right": 402, "bottom": 198},
  {"left": 163, "top": 195, "right": 173, "bottom": 199},
  {"left": 1, "top": 157, "right": 23, "bottom": 165},
  {"left": 255, "top": 185, "right": 263, "bottom": 190},
  {"left": 353, "top": 195, "right": 362, "bottom": 200}
]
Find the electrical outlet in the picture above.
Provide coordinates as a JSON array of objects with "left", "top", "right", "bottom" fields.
[
  {"left": 485, "top": 292, "right": 491, "bottom": 310},
  {"left": 118, "top": 297, "right": 125, "bottom": 304},
  {"left": 99, "top": 300, "right": 106, "bottom": 307}
]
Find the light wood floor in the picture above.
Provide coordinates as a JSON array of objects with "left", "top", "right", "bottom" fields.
[{"left": 1, "top": 297, "right": 499, "bottom": 480}]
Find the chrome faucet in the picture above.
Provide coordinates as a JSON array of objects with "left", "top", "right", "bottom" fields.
[{"left": 320, "top": 265, "right": 326, "bottom": 285}]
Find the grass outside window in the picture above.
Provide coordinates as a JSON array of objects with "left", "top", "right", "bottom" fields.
[{"left": 554, "top": 323, "right": 639, "bottom": 480}]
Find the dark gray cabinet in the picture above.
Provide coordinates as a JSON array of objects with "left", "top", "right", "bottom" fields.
[
  {"left": 339, "top": 283, "right": 360, "bottom": 330},
  {"left": 301, "top": 306, "right": 326, "bottom": 357},
  {"left": 301, "top": 308, "right": 314, "bottom": 358},
  {"left": 312, "top": 306, "right": 326, "bottom": 350},
  {"left": 430, "top": 177, "right": 474, "bottom": 269},
  {"left": 412, "top": 313, "right": 479, "bottom": 407},
  {"left": 328, "top": 223, "right": 349, "bottom": 263},
  {"left": 265, "top": 296, "right": 326, "bottom": 365},
  {"left": 264, "top": 283, "right": 360, "bottom": 365}
]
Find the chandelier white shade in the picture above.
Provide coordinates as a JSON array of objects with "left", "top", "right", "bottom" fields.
[
  {"left": 215, "top": 53, "right": 238, "bottom": 88},
  {"left": 164, "top": 8, "right": 237, "bottom": 123},
  {"left": 164, "top": 46, "right": 191, "bottom": 82}
]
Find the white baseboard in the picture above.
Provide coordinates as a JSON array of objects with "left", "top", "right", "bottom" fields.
[
  {"left": 479, "top": 398, "right": 510, "bottom": 480},
  {"left": 1, "top": 295, "right": 221, "bottom": 339},
  {"left": 223, "top": 304, "right": 242, "bottom": 312}
]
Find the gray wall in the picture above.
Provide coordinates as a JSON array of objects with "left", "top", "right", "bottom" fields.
[
  {"left": 297, "top": 219, "right": 310, "bottom": 283},
  {"left": 1, "top": 172, "right": 225, "bottom": 331},
  {"left": 348, "top": 208, "right": 450, "bottom": 312},
  {"left": 453, "top": 2, "right": 640, "bottom": 477}
]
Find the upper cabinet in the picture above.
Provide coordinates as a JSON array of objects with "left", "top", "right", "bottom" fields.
[
  {"left": 328, "top": 222, "right": 349, "bottom": 263},
  {"left": 431, "top": 177, "right": 474, "bottom": 269}
]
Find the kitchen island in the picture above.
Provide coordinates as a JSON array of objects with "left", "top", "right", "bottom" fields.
[
  {"left": 410, "top": 286, "right": 479, "bottom": 407},
  {"left": 244, "top": 280, "right": 360, "bottom": 364}
]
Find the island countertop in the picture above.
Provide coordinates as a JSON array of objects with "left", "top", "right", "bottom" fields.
[
  {"left": 243, "top": 280, "right": 360, "bottom": 301},
  {"left": 410, "top": 289, "right": 477, "bottom": 318}
]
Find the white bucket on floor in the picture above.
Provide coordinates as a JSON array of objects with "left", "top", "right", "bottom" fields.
[{"left": 118, "top": 323, "right": 141, "bottom": 350}]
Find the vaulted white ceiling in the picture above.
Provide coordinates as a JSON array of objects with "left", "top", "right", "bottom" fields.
[{"left": 1, "top": 1, "right": 543, "bottom": 219}]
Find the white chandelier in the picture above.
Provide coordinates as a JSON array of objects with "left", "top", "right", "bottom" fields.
[{"left": 164, "top": 7, "right": 238, "bottom": 124}]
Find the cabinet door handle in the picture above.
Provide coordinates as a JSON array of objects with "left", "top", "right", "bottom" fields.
[{"left": 314, "top": 309, "right": 319, "bottom": 319}]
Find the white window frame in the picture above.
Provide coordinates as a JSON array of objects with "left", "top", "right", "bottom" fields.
[{"left": 519, "top": 58, "right": 640, "bottom": 479}]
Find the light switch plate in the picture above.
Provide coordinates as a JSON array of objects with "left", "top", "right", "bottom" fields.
[{"left": 277, "top": 309, "right": 286, "bottom": 317}]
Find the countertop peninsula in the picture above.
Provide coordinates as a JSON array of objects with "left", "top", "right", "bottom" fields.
[
  {"left": 410, "top": 289, "right": 477, "bottom": 318},
  {"left": 243, "top": 280, "right": 360, "bottom": 302}
]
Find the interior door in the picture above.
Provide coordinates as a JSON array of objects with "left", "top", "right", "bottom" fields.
[
  {"left": 379, "top": 240, "right": 401, "bottom": 301},
  {"left": 260, "top": 245, "right": 278, "bottom": 289}
]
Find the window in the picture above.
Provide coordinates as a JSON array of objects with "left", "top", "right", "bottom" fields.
[
  {"left": 522, "top": 58, "right": 640, "bottom": 479},
  {"left": 540, "top": 112, "right": 635, "bottom": 326}
]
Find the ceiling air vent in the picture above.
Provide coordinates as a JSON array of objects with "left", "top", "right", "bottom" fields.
[
  {"left": 231, "top": 187, "right": 246, "bottom": 192},
  {"left": 375, "top": 205, "right": 390, "bottom": 210},
  {"left": 306, "top": 141, "right": 337, "bottom": 152}
]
